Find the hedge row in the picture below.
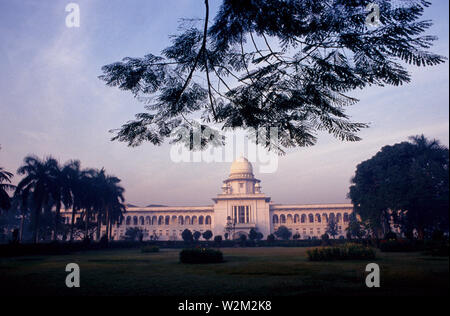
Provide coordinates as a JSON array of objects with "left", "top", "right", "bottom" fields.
[
  {"left": 307, "top": 243, "right": 376, "bottom": 261},
  {"left": 179, "top": 248, "right": 224, "bottom": 264}
]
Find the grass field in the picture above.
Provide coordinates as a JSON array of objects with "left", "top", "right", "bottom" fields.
[{"left": 0, "top": 247, "right": 448, "bottom": 296}]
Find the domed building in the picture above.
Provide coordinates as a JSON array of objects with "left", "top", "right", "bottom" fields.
[{"left": 63, "top": 157, "right": 353, "bottom": 240}]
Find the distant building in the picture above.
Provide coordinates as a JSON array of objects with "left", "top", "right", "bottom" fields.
[{"left": 63, "top": 157, "right": 352, "bottom": 240}]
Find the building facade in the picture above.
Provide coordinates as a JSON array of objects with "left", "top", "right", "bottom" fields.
[{"left": 101, "top": 157, "right": 353, "bottom": 241}]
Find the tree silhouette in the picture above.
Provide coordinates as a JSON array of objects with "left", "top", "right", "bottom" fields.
[
  {"left": 349, "top": 135, "right": 449, "bottom": 239},
  {"left": 274, "top": 225, "right": 292, "bottom": 240},
  {"left": 202, "top": 230, "right": 213, "bottom": 241},
  {"left": 0, "top": 167, "right": 15, "bottom": 211},
  {"left": 100, "top": 0, "right": 445, "bottom": 153},
  {"left": 15, "top": 156, "right": 60, "bottom": 243},
  {"left": 326, "top": 217, "right": 339, "bottom": 239}
]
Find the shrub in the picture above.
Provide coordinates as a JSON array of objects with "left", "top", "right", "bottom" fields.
[
  {"left": 307, "top": 243, "right": 376, "bottom": 261},
  {"left": 431, "top": 230, "right": 445, "bottom": 242},
  {"left": 181, "top": 229, "right": 193, "bottom": 242},
  {"left": 384, "top": 231, "right": 397, "bottom": 240},
  {"left": 267, "top": 234, "right": 275, "bottom": 242},
  {"left": 193, "top": 231, "right": 201, "bottom": 241},
  {"left": 141, "top": 245, "right": 160, "bottom": 253},
  {"left": 274, "top": 225, "right": 292, "bottom": 240},
  {"left": 214, "top": 235, "right": 222, "bottom": 243},
  {"left": 379, "top": 239, "right": 419, "bottom": 252},
  {"left": 248, "top": 228, "right": 258, "bottom": 241},
  {"left": 256, "top": 232, "right": 263, "bottom": 241},
  {"left": 179, "top": 248, "right": 224, "bottom": 264},
  {"left": 202, "top": 230, "right": 213, "bottom": 241}
]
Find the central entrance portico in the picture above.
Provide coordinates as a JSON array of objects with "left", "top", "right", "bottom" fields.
[{"left": 212, "top": 156, "right": 272, "bottom": 238}]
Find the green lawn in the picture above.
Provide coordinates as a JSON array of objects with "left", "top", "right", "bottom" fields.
[{"left": 0, "top": 247, "right": 448, "bottom": 296}]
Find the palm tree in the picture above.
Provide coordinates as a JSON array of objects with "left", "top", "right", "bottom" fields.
[
  {"left": 16, "top": 155, "right": 59, "bottom": 243},
  {"left": 61, "top": 160, "right": 83, "bottom": 241},
  {"left": 90, "top": 169, "right": 126, "bottom": 241},
  {"left": 0, "top": 167, "right": 15, "bottom": 211}
]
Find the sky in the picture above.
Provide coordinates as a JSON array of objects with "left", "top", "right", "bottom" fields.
[{"left": 0, "top": 0, "right": 448, "bottom": 207}]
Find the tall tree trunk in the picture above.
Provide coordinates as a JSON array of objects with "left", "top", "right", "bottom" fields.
[
  {"left": 69, "top": 207, "right": 76, "bottom": 242},
  {"left": 19, "top": 209, "right": 25, "bottom": 242},
  {"left": 105, "top": 206, "right": 110, "bottom": 241},
  {"left": 33, "top": 206, "right": 40, "bottom": 244},
  {"left": 84, "top": 208, "right": 90, "bottom": 239},
  {"left": 108, "top": 220, "right": 112, "bottom": 241},
  {"left": 96, "top": 212, "right": 101, "bottom": 240},
  {"left": 53, "top": 203, "right": 61, "bottom": 241}
]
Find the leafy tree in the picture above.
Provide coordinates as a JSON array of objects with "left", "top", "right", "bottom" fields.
[
  {"left": 88, "top": 168, "right": 126, "bottom": 241},
  {"left": 345, "top": 212, "right": 365, "bottom": 240},
  {"left": 193, "top": 230, "right": 202, "bottom": 241},
  {"left": 326, "top": 217, "right": 339, "bottom": 239},
  {"left": 0, "top": 167, "right": 15, "bottom": 211},
  {"left": 15, "top": 156, "right": 60, "bottom": 243},
  {"left": 182, "top": 228, "right": 193, "bottom": 242},
  {"left": 321, "top": 233, "right": 330, "bottom": 245},
  {"left": 123, "top": 227, "right": 143, "bottom": 241},
  {"left": 100, "top": 0, "right": 445, "bottom": 153},
  {"left": 202, "top": 229, "right": 213, "bottom": 241},
  {"left": 224, "top": 216, "right": 235, "bottom": 239},
  {"left": 267, "top": 234, "right": 275, "bottom": 242},
  {"left": 214, "top": 235, "right": 222, "bottom": 244},
  {"left": 274, "top": 225, "right": 292, "bottom": 240},
  {"left": 349, "top": 135, "right": 449, "bottom": 239},
  {"left": 256, "top": 232, "right": 263, "bottom": 241},
  {"left": 248, "top": 228, "right": 258, "bottom": 241}
]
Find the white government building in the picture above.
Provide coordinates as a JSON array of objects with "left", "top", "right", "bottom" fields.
[{"left": 108, "top": 157, "right": 352, "bottom": 241}]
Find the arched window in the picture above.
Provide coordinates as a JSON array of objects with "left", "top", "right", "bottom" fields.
[
  {"left": 185, "top": 216, "right": 191, "bottom": 225},
  {"left": 205, "top": 216, "right": 211, "bottom": 225},
  {"left": 308, "top": 214, "right": 314, "bottom": 223},
  {"left": 146, "top": 216, "right": 151, "bottom": 225},
  {"left": 199, "top": 216, "right": 204, "bottom": 225},
  {"left": 322, "top": 213, "right": 328, "bottom": 223},
  {"left": 280, "top": 214, "right": 286, "bottom": 224},
  {"left": 158, "top": 216, "right": 164, "bottom": 225},
  {"left": 287, "top": 214, "right": 293, "bottom": 224},
  {"left": 139, "top": 216, "right": 144, "bottom": 225},
  {"left": 329, "top": 213, "right": 335, "bottom": 222},
  {"left": 301, "top": 214, "right": 306, "bottom": 223},
  {"left": 273, "top": 214, "right": 279, "bottom": 224},
  {"left": 294, "top": 214, "right": 300, "bottom": 223},
  {"left": 171, "top": 215, "right": 177, "bottom": 224},
  {"left": 165, "top": 216, "right": 170, "bottom": 225},
  {"left": 336, "top": 213, "right": 342, "bottom": 223},
  {"left": 126, "top": 216, "right": 131, "bottom": 225},
  {"left": 343, "top": 213, "right": 349, "bottom": 222},
  {"left": 315, "top": 214, "right": 321, "bottom": 223},
  {"left": 152, "top": 216, "right": 157, "bottom": 225},
  {"left": 192, "top": 216, "right": 198, "bottom": 225},
  {"left": 133, "top": 216, "right": 138, "bottom": 225},
  {"left": 178, "top": 216, "right": 184, "bottom": 225}
]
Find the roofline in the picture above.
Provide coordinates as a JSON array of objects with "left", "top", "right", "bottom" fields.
[
  {"left": 270, "top": 203, "right": 353, "bottom": 209},
  {"left": 126, "top": 206, "right": 214, "bottom": 212}
]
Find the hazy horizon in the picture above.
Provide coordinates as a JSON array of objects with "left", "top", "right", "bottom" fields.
[{"left": 1, "top": 0, "right": 448, "bottom": 207}]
